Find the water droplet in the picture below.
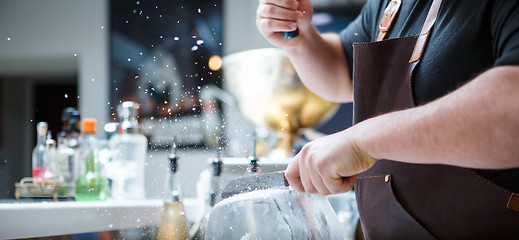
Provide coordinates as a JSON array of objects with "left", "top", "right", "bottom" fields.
[
  {"left": 91, "top": 78, "right": 95, "bottom": 82},
  {"left": 196, "top": 40, "right": 204, "bottom": 45},
  {"left": 64, "top": 94, "right": 68, "bottom": 98},
  {"left": 191, "top": 45, "right": 199, "bottom": 51},
  {"left": 174, "top": 36, "right": 180, "bottom": 41},
  {"left": 7, "top": 37, "right": 11, "bottom": 41},
  {"left": 108, "top": 224, "right": 113, "bottom": 228},
  {"left": 198, "top": 8, "right": 202, "bottom": 14},
  {"left": 74, "top": 53, "right": 78, "bottom": 57},
  {"left": 128, "top": 58, "right": 132, "bottom": 61}
]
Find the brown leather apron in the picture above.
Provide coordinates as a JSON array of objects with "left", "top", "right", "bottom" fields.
[{"left": 352, "top": 0, "right": 519, "bottom": 239}]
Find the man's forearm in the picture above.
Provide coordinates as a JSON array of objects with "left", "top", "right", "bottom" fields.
[
  {"left": 356, "top": 66, "right": 519, "bottom": 169},
  {"left": 285, "top": 27, "right": 353, "bottom": 103}
]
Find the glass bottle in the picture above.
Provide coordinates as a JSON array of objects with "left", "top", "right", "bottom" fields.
[
  {"left": 55, "top": 131, "right": 76, "bottom": 186},
  {"left": 41, "top": 131, "right": 58, "bottom": 182},
  {"left": 157, "top": 143, "right": 189, "bottom": 240},
  {"left": 32, "top": 122, "right": 48, "bottom": 178},
  {"left": 54, "top": 108, "right": 81, "bottom": 184},
  {"left": 75, "top": 118, "right": 109, "bottom": 201},
  {"left": 108, "top": 101, "right": 147, "bottom": 200}
]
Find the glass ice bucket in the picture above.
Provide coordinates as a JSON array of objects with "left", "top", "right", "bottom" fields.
[{"left": 205, "top": 188, "right": 343, "bottom": 240}]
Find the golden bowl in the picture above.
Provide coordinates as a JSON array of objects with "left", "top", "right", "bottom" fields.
[{"left": 223, "top": 48, "right": 338, "bottom": 158}]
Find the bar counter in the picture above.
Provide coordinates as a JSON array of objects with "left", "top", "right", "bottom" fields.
[{"left": 0, "top": 198, "right": 200, "bottom": 239}]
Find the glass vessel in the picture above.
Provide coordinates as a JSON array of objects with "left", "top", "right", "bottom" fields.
[
  {"left": 55, "top": 108, "right": 81, "bottom": 186},
  {"left": 55, "top": 132, "right": 77, "bottom": 186},
  {"left": 157, "top": 144, "right": 189, "bottom": 240},
  {"left": 75, "top": 118, "right": 109, "bottom": 201},
  {"left": 32, "top": 122, "right": 48, "bottom": 178},
  {"left": 41, "top": 131, "right": 58, "bottom": 182},
  {"left": 108, "top": 101, "right": 147, "bottom": 200},
  {"left": 205, "top": 189, "right": 343, "bottom": 240}
]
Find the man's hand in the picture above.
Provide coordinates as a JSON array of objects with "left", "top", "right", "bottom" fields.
[
  {"left": 256, "top": 0, "right": 314, "bottom": 48},
  {"left": 285, "top": 127, "right": 377, "bottom": 195}
]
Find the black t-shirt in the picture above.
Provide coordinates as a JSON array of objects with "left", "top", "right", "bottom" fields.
[{"left": 339, "top": 0, "right": 519, "bottom": 192}]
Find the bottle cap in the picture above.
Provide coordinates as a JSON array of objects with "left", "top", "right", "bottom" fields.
[
  {"left": 36, "top": 122, "right": 48, "bottom": 135},
  {"left": 82, "top": 118, "right": 97, "bottom": 133},
  {"left": 117, "top": 101, "right": 140, "bottom": 133}
]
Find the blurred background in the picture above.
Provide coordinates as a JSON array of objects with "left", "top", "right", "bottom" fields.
[{"left": 0, "top": 0, "right": 365, "bottom": 200}]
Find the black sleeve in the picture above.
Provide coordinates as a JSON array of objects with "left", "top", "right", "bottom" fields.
[
  {"left": 492, "top": 1, "right": 519, "bottom": 66},
  {"left": 339, "top": 0, "right": 382, "bottom": 77}
]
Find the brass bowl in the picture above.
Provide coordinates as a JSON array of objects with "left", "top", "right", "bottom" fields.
[{"left": 223, "top": 48, "right": 338, "bottom": 158}]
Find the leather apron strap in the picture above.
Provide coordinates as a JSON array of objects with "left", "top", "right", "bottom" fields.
[
  {"left": 409, "top": 0, "right": 443, "bottom": 62},
  {"left": 376, "top": 0, "right": 443, "bottom": 63},
  {"left": 376, "top": 0, "right": 402, "bottom": 41}
]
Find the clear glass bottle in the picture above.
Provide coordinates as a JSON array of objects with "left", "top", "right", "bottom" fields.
[
  {"left": 108, "top": 101, "right": 147, "bottom": 200},
  {"left": 75, "top": 118, "right": 109, "bottom": 201},
  {"left": 54, "top": 107, "right": 79, "bottom": 186},
  {"left": 157, "top": 144, "right": 189, "bottom": 240},
  {"left": 41, "top": 131, "right": 58, "bottom": 182},
  {"left": 32, "top": 122, "right": 48, "bottom": 178},
  {"left": 55, "top": 131, "right": 76, "bottom": 186}
]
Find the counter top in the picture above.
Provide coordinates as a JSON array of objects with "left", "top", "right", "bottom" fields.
[{"left": 0, "top": 198, "right": 200, "bottom": 239}]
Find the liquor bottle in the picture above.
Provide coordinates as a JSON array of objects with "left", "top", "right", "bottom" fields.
[
  {"left": 55, "top": 131, "right": 76, "bottom": 186},
  {"left": 32, "top": 122, "right": 49, "bottom": 178},
  {"left": 41, "top": 131, "right": 58, "bottom": 182},
  {"left": 108, "top": 101, "right": 147, "bottom": 200},
  {"left": 75, "top": 118, "right": 109, "bottom": 201},
  {"left": 55, "top": 108, "right": 80, "bottom": 186},
  {"left": 157, "top": 143, "right": 189, "bottom": 240}
]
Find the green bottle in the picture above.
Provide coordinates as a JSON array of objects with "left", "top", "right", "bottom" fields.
[{"left": 75, "top": 118, "right": 109, "bottom": 201}]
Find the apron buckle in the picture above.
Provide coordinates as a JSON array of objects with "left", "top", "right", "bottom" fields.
[
  {"left": 507, "top": 192, "right": 519, "bottom": 212},
  {"left": 377, "top": 0, "right": 402, "bottom": 41}
]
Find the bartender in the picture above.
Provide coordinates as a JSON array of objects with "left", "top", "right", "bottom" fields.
[{"left": 256, "top": 0, "right": 519, "bottom": 239}]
